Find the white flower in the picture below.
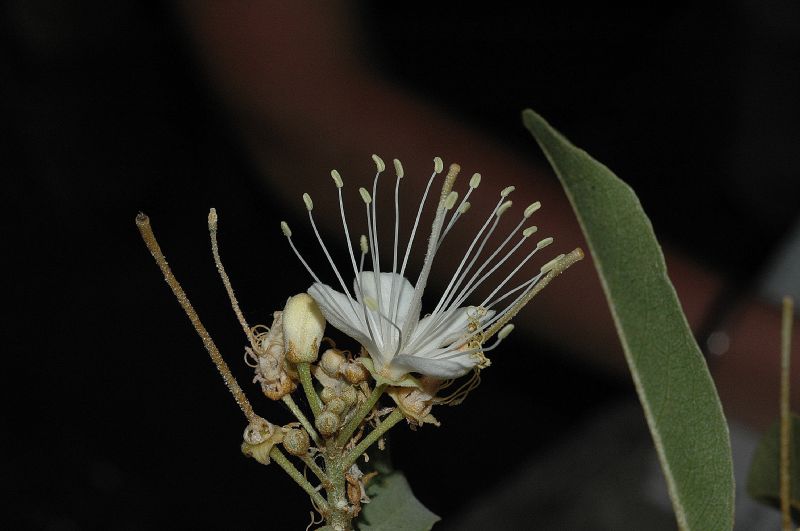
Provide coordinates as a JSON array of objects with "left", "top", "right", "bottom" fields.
[{"left": 281, "top": 155, "right": 560, "bottom": 382}]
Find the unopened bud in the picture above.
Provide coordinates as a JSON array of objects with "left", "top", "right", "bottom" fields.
[
  {"left": 320, "top": 348, "right": 345, "bottom": 377},
  {"left": 340, "top": 385, "right": 358, "bottom": 407},
  {"left": 326, "top": 397, "right": 347, "bottom": 416},
  {"left": 320, "top": 386, "right": 337, "bottom": 404},
  {"left": 315, "top": 410, "right": 340, "bottom": 437},
  {"left": 342, "top": 361, "right": 369, "bottom": 384},
  {"left": 283, "top": 293, "right": 326, "bottom": 363},
  {"left": 283, "top": 428, "right": 310, "bottom": 456}
]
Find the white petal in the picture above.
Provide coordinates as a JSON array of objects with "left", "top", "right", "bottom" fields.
[
  {"left": 391, "top": 351, "right": 478, "bottom": 379},
  {"left": 354, "top": 271, "right": 417, "bottom": 332},
  {"left": 308, "top": 282, "right": 382, "bottom": 361}
]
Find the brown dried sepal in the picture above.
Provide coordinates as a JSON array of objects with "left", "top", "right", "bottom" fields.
[
  {"left": 388, "top": 376, "right": 443, "bottom": 427},
  {"left": 247, "top": 311, "right": 298, "bottom": 400}
]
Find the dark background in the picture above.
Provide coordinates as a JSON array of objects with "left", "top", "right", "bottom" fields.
[{"left": 4, "top": 1, "right": 799, "bottom": 529}]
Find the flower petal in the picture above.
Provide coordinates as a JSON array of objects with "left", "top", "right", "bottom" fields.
[
  {"left": 307, "top": 282, "right": 382, "bottom": 362},
  {"left": 354, "top": 271, "right": 416, "bottom": 331},
  {"left": 391, "top": 351, "right": 478, "bottom": 379}
]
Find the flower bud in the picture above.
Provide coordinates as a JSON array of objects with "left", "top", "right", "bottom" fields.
[
  {"left": 315, "top": 410, "right": 340, "bottom": 437},
  {"left": 325, "top": 397, "right": 347, "bottom": 416},
  {"left": 283, "top": 293, "right": 326, "bottom": 364},
  {"left": 339, "top": 385, "right": 358, "bottom": 407},
  {"left": 320, "top": 348, "right": 346, "bottom": 376},
  {"left": 342, "top": 361, "right": 369, "bottom": 384},
  {"left": 320, "top": 386, "right": 337, "bottom": 404},
  {"left": 282, "top": 428, "right": 310, "bottom": 456}
]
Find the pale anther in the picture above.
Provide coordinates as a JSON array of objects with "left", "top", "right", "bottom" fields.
[
  {"left": 498, "top": 323, "right": 515, "bottom": 340},
  {"left": 458, "top": 201, "right": 471, "bottom": 214},
  {"left": 523, "top": 226, "right": 538, "bottom": 238},
  {"left": 393, "top": 158, "right": 404, "bottom": 178},
  {"left": 469, "top": 173, "right": 481, "bottom": 188},
  {"left": 280, "top": 221, "right": 292, "bottom": 237},
  {"left": 445, "top": 191, "right": 459, "bottom": 210},
  {"left": 359, "top": 187, "right": 372, "bottom": 204},
  {"left": 208, "top": 207, "right": 218, "bottom": 230},
  {"left": 501, "top": 186, "right": 515, "bottom": 197},
  {"left": 371, "top": 154, "right": 385, "bottom": 173},
  {"left": 524, "top": 201, "right": 541, "bottom": 218},
  {"left": 359, "top": 234, "right": 369, "bottom": 254},
  {"left": 496, "top": 200, "right": 513, "bottom": 217},
  {"left": 536, "top": 236, "right": 554, "bottom": 250},
  {"left": 303, "top": 193, "right": 314, "bottom": 211},
  {"left": 433, "top": 157, "right": 444, "bottom": 174},
  {"left": 331, "top": 170, "right": 343, "bottom": 188}
]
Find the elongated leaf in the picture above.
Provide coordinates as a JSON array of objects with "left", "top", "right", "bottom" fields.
[
  {"left": 358, "top": 471, "right": 440, "bottom": 531},
  {"left": 747, "top": 414, "right": 800, "bottom": 523},
  {"left": 523, "top": 109, "right": 734, "bottom": 530}
]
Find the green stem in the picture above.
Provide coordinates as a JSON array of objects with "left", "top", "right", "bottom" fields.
[
  {"left": 335, "top": 384, "right": 387, "bottom": 448},
  {"left": 297, "top": 363, "right": 323, "bottom": 418},
  {"left": 282, "top": 394, "right": 321, "bottom": 446},
  {"left": 269, "top": 446, "right": 328, "bottom": 511},
  {"left": 344, "top": 408, "right": 404, "bottom": 467},
  {"left": 302, "top": 454, "right": 330, "bottom": 487}
]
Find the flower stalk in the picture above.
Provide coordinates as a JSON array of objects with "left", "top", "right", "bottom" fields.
[{"left": 137, "top": 154, "right": 582, "bottom": 530}]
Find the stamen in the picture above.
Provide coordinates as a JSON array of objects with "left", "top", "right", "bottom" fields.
[
  {"left": 500, "top": 186, "right": 515, "bottom": 197},
  {"left": 360, "top": 235, "right": 369, "bottom": 255},
  {"left": 523, "top": 226, "right": 538, "bottom": 238},
  {"left": 359, "top": 187, "right": 372, "bottom": 204},
  {"left": 482, "top": 248, "right": 584, "bottom": 340},
  {"left": 372, "top": 154, "right": 385, "bottom": 173},
  {"left": 426, "top": 196, "right": 507, "bottom": 321},
  {"left": 281, "top": 221, "right": 292, "bottom": 237},
  {"left": 331, "top": 170, "right": 343, "bottom": 188},
  {"left": 524, "top": 201, "right": 541, "bottom": 218},
  {"left": 458, "top": 202, "right": 471, "bottom": 214},
  {"left": 469, "top": 173, "right": 481, "bottom": 188},
  {"left": 498, "top": 323, "right": 514, "bottom": 340},
  {"left": 397, "top": 167, "right": 440, "bottom": 294},
  {"left": 401, "top": 163, "right": 459, "bottom": 340},
  {"left": 303, "top": 193, "right": 314, "bottom": 211},
  {"left": 387, "top": 163, "right": 403, "bottom": 326},
  {"left": 444, "top": 191, "right": 459, "bottom": 210},
  {"left": 496, "top": 200, "right": 513, "bottom": 217},
  {"left": 434, "top": 156, "right": 444, "bottom": 174},
  {"left": 537, "top": 237, "right": 554, "bottom": 249}
]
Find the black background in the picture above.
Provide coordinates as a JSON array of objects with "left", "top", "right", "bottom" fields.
[{"left": 4, "top": 1, "right": 799, "bottom": 529}]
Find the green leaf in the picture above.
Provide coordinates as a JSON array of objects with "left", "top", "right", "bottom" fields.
[
  {"left": 358, "top": 471, "right": 440, "bottom": 531},
  {"left": 747, "top": 414, "right": 800, "bottom": 523},
  {"left": 523, "top": 109, "right": 734, "bottom": 530}
]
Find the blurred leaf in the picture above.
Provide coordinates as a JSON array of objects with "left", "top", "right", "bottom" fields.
[
  {"left": 523, "top": 109, "right": 734, "bottom": 530},
  {"left": 358, "top": 470, "right": 440, "bottom": 531},
  {"left": 747, "top": 414, "right": 800, "bottom": 523}
]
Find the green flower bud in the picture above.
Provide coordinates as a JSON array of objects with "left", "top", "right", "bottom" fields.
[
  {"left": 325, "top": 397, "right": 347, "bottom": 416},
  {"left": 282, "top": 428, "right": 310, "bottom": 456},
  {"left": 342, "top": 361, "right": 369, "bottom": 384},
  {"left": 320, "top": 386, "right": 337, "bottom": 404},
  {"left": 339, "top": 385, "right": 358, "bottom": 407},
  {"left": 315, "top": 410, "right": 340, "bottom": 437}
]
